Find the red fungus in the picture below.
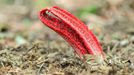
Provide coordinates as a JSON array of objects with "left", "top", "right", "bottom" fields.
[{"left": 39, "top": 6, "right": 104, "bottom": 60}]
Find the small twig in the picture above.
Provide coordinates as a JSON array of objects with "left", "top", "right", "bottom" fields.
[
  {"left": 111, "top": 42, "right": 119, "bottom": 53},
  {"left": 37, "top": 63, "right": 45, "bottom": 75}
]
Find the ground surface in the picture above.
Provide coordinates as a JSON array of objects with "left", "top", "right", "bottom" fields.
[{"left": 0, "top": 22, "right": 134, "bottom": 75}]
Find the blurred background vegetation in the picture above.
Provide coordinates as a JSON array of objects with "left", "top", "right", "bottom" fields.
[{"left": 0, "top": 0, "right": 133, "bottom": 46}]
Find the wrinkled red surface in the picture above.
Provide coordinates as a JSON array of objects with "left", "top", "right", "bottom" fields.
[{"left": 39, "top": 6, "right": 104, "bottom": 60}]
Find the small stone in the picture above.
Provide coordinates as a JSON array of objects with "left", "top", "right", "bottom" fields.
[{"left": 120, "top": 39, "right": 129, "bottom": 47}]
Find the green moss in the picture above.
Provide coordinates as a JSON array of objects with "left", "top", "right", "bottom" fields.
[{"left": 76, "top": 5, "right": 100, "bottom": 18}]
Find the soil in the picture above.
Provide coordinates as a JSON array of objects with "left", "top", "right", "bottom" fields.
[{"left": 0, "top": 23, "right": 134, "bottom": 75}]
